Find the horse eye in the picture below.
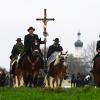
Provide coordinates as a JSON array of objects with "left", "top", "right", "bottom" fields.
[{"left": 58, "top": 55, "right": 61, "bottom": 58}]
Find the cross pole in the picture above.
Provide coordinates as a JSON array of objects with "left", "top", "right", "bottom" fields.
[{"left": 36, "top": 9, "right": 55, "bottom": 69}]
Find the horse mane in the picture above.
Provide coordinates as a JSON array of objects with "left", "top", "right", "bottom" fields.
[{"left": 54, "top": 52, "right": 61, "bottom": 66}]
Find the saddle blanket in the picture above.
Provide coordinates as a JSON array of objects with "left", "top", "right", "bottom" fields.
[{"left": 47, "top": 52, "right": 60, "bottom": 65}]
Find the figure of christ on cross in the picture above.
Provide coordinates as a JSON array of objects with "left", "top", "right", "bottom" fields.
[{"left": 36, "top": 9, "right": 55, "bottom": 69}]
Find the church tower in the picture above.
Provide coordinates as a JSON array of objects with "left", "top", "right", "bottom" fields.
[{"left": 74, "top": 32, "right": 83, "bottom": 58}]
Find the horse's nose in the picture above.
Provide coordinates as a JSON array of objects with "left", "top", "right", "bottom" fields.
[{"left": 61, "top": 57, "right": 64, "bottom": 62}]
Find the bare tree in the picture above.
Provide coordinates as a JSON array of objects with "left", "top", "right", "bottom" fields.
[
  {"left": 67, "top": 54, "right": 89, "bottom": 75},
  {"left": 83, "top": 41, "right": 96, "bottom": 63}
]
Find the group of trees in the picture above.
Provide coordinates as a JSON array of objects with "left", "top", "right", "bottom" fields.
[
  {"left": 83, "top": 41, "right": 96, "bottom": 64},
  {"left": 67, "top": 41, "right": 97, "bottom": 75},
  {"left": 67, "top": 54, "right": 90, "bottom": 75}
]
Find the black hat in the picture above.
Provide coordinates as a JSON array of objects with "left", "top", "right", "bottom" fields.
[
  {"left": 16, "top": 38, "right": 22, "bottom": 42},
  {"left": 27, "top": 27, "right": 35, "bottom": 32},
  {"left": 53, "top": 38, "right": 60, "bottom": 42}
]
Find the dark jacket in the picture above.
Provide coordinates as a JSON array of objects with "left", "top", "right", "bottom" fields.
[
  {"left": 10, "top": 42, "right": 24, "bottom": 59},
  {"left": 47, "top": 44, "right": 63, "bottom": 59},
  {"left": 96, "top": 40, "right": 100, "bottom": 51},
  {"left": 24, "top": 33, "right": 44, "bottom": 55}
]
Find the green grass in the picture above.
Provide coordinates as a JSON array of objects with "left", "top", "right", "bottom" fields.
[{"left": 0, "top": 87, "right": 100, "bottom": 100}]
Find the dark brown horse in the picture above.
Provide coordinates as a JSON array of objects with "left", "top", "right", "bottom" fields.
[
  {"left": 15, "top": 50, "right": 42, "bottom": 87},
  {"left": 91, "top": 58, "right": 100, "bottom": 86},
  {"left": 47, "top": 52, "right": 68, "bottom": 88}
]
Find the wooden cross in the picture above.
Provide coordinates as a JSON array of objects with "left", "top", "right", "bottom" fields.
[
  {"left": 36, "top": 9, "right": 55, "bottom": 37},
  {"left": 36, "top": 9, "right": 55, "bottom": 69}
]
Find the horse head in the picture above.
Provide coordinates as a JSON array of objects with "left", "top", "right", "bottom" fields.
[
  {"left": 54, "top": 51, "right": 68, "bottom": 66},
  {"left": 59, "top": 51, "right": 68, "bottom": 62},
  {"left": 32, "top": 49, "right": 41, "bottom": 59}
]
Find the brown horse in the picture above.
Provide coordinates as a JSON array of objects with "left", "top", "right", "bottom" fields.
[
  {"left": 91, "top": 58, "right": 100, "bottom": 86},
  {"left": 47, "top": 51, "right": 68, "bottom": 88},
  {"left": 15, "top": 50, "right": 42, "bottom": 87}
]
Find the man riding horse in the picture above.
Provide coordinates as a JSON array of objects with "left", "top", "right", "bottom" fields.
[
  {"left": 10, "top": 38, "right": 24, "bottom": 69},
  {"left": 12, "top": 27, "right": 45, "bottom": 87},
  {"left": 47, "top": 38, "right": 63, "bottom": 69},
  {"left": 46, "top": 39, "right": 68, "bottom": 88},
  {"left": 10, "top": 38, "right": 24, "bottom": 60},
  {"left": 23, "top": 26, "right": 45, "bottom": 67}
]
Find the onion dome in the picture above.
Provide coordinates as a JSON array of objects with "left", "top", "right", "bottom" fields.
[{"left": 75, "top": 32, "right": 83, "bottom": 47}]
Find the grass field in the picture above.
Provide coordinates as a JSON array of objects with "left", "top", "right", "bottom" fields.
[{"left": 0, "top": 87, "right": 100, "bottom": 100}]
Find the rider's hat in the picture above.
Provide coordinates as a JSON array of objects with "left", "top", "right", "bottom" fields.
[
  {"left": 53, "top": 38, "right": 60, "bottom": 42},
  {"left": 27, "top": 27, "right": 35, "bottom": 32},
  {"left": 16, "top": 38, "right": 22, "bottom": 42}
]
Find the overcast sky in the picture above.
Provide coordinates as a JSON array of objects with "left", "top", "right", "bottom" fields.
[{"left": 0, "top": 0, "right": 100, "bottom": 70}]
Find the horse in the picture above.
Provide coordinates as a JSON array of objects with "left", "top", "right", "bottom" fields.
[
  {"left": 91, "top": 58, "right": 100, "bottom": 86},
  {"left": 10, "top": 55, "right": 21, "bottom": 87},
  {"left": 15, "top": 49, "right": 43, "bottom": 87},
  {"left": 46, "top": 51, "right": 68, "bottom": 88}
]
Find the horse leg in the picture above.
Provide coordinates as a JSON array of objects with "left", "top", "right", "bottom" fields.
[
  {"left": 13, "top": 74, "right": 16, "bottom": 87},
  {"left": 32, "top": 72, "right": 38, "bottom": 87},
  {"left": 52, "top": 76, "right": 58, "bottom": 88},
  {"left": 24, "top": 78, "right": 28, "bottom": 87},
  {"left": 47, "top": 75, "right": 50, "bottom": 88},
  {"left": 56, "top": 78, "right": 59, "bottom": 88},
  {"left": 52, "top": 78, "right": 56, "bottom": 88},
  {"left": 23, "top": 73, "right": 29, "bottom": 87},
  {"left": 16, "top": 74, "right": 21, "bottom": 87},
  {"left": 28, "top": 74, "right": 33, "bottom": 87},
  {"left": 10, "top": 74, "right": 14, "bottom": 87},
  {"left": 59, "top": 77, "right": 63, "bottom": 88}
]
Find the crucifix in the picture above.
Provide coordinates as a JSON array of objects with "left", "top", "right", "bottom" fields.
[{"left": 36, "top": 9, "right": 55, "bottom": 69}]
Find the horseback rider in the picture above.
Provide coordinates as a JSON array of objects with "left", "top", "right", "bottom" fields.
[
  {"left": 10, "top": 38, "right": 24, "bottom": 62},
  {"left": 24, "top": 26, "right": 45, "bottom": 66},
  {"left": 47, "top": 38, "right": 63, "bottom": 59},
  {"left": 47, "top": 38, "right": 63, "bottom": 69},
  {"left": 93, "top": 38, "right": 100, "bottom": 70}
]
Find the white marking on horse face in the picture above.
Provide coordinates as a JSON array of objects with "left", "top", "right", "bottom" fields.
[
  {"left": 61, "top": 52, "right": 69, "bottom": 67},
  {"left": 54, "top": 52, "right": 62, "bottom": 66},
  {"left": 63, "top": 62, "right": 66, "bottom": 66},
  {"left": 34, "top": 49, "right": 39, "bottom": 52},
  {"left": 54, "top": 52, "right": 68, "bottom": 66}
]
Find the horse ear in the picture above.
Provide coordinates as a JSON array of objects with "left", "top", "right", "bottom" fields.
[{"left": 65, "top": 51, "right": 68, "bottom": 54}]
